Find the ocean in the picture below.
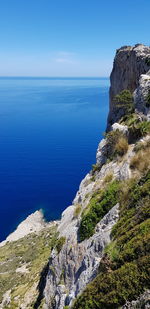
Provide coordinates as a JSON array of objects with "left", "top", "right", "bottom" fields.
[{"left": 0, "top": 77, "right": 109, "bottom": 241}]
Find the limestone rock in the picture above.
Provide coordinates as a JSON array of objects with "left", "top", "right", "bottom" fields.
[
  {"left": 112, "top": 122, "right": 128, "bottom": 135},
  {"left": 44, "top": 204, "right": 119, "bottom": 309},
  {"left": 107, "top": 44, "right": 150, "bottom": 129},
  {"left": 96, "top": 138, "right": 108, "bottom": 166},
  {"left": 134, "top": 71, "right": 150, "bottom": 118},
  {"left": 122, "top": 290, "right": 150, "bottom": 308}
]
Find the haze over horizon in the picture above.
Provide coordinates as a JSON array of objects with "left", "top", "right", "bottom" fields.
[{"left": 0, "top": 0, "right": 150, "bottom": 77}]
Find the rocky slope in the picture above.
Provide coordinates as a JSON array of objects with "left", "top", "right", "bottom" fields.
[
  {"left": 0, "top": 44, "right": 150, "bottom": 309},
  {"left": 42, "top": 44, "right": 150, "bottom": 309}
]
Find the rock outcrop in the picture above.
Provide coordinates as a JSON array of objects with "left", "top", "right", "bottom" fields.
[
  {"left": 122, "top": 290, "right": 150, "bottom": 309},
  {"left": 107, "top": 44, "right": 150, "bottom": 129},
  {"left": 44, "top": 204, "right": 119, "bottom": 308},
  {"left": 0, "top": 210, "right": 56, "bottom": 247}
]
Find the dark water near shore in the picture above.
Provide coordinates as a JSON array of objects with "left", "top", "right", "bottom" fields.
[{"left": 0, "top": 77, "right": 109, "bottom": 241}]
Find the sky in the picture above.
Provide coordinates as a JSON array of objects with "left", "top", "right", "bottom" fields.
[{"left": 0, "top": 0, "right": 150, "bottom": 77}]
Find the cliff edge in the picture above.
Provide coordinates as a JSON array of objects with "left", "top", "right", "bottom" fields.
[{"left": 107, "top": 44, "right": 150, "bottom": 129}]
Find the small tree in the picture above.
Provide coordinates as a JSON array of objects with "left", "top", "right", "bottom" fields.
[{"left": 113, "top": 89, "right": 134, "bottom": 114}]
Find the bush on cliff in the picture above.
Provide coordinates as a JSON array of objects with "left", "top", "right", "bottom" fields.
[
  {"left": 120, "top": 113, "right": 150, "bottom": 142},
  {"left": 113, "top": 89, "right": 134, "bottom": 114},
  {"left": 79, "top": 181, "right": 119, "bottom": 241},
  {"left": 106, "top": 130, "right": 128, "bottom": 160},
  {"left": 146, "top": 90, "right": 150, "bottom": 107},
  {"left": 130, "top": 144, "right": 150, "bottom": 173}
]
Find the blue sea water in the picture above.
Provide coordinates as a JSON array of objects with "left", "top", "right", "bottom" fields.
[{"left": 0, "top": 77, "right": 109, "bottom": 241}]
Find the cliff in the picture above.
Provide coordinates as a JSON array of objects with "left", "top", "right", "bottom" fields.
[
  {"left": 0, "top": 44, "right": 150, "bottom": 309},
  {"left": 42, "top": 44, "right": 150, "bottom": 309},
  {"left": 107, "top": 44, "right": 150, "bottom": 129}
]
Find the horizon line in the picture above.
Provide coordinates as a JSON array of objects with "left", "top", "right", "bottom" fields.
[{"left": 0, "top": 76, "right": 109, "bottom": 79}]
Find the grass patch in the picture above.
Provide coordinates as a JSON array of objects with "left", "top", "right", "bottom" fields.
[
  {"left": 130, "top": 147, "right": 150, "bottom": 173},
  {"left": 114, "top": 136, "right": 128, "bottom": 156},
  {"left": 73, "top": 204, "right": 82, "bottom": 218},
  {"left": 55, "top": 237, "right": 66, "bottom": 254},
  {"left": 103, "top": 172, "right": 113, "bottom": 184},
  {"left": 106, "top": 130, "right": 128, "bottom": 160}
]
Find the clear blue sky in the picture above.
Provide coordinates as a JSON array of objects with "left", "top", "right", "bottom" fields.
[{"left": 0, "top": 0, "right": 150, "bottom": 77}]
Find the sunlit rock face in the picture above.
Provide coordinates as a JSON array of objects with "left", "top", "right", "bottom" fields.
[{"left": 107, "top": 44, "right": 150, "bottom": 129}]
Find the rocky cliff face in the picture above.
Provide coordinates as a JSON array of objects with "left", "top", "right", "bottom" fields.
[
  {"left": 107, "top": 44, "right": 150, "bottom": 129},
  {"left": 43, "top": 44, "right": 150, "bottom": 309}
]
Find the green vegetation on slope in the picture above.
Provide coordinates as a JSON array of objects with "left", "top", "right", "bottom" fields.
[
  {"left": 120, "top": 113, "right": 150, "bottom": 141},
  {"left": 73, "top": 171, "right": 150, "bottom": 308},
  {"left": 79, "top": 181, "right": 119, "bottom": 241},
  {"left": 0, "top": 225, "right": 57, "bottom": 308},
  {"left": 113, "top": 89, "right": 134, "bottom": 114}
]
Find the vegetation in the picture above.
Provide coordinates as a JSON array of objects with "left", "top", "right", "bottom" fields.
[
  {"left": 146, "top": 90, "right": 150, "bottom": 108},
  {"left": 73, "top": 171, "right": 150, "bottom": 308},
  {"left": 134, "top": 138, "right": 150, "bottom": 152},
  {"left": 113, "top": 89, "right": 134, "bottom": 114},
  {"left": 79, "top": 181, "right": 120, "bottom": 241},
  {"left": 114, "top": 136, "right": 128, "bottom": 156},
  {"left": 106, "top": 130, "right": 128, "bottom": 160},
  {"left": 120, "top": 112, "right": 150, "bottom": 142},
  {"left": 55, "top": 236, "right": 66, "bottom": 254},
  {"left": 0, "top": 225, "right": 57, "bottom": 308},
  {"left": 73, "top": 204, "right": 82, "bottom": 218},
  {"left": 103, "top": 172, "right": 113, "bottom": 184},
  {"left": 92, "top": 163, "right": 101, "bottom": 174},
  {"left": 130, "top": 145, "right": 150, "bottom": 173},
  {"left": 145, "top": 57, "right": 150, "bottom": 66}
]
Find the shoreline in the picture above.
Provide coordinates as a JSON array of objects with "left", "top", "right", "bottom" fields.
[{"left": 0, "top": 209, "right": 58, "bottom": 247}]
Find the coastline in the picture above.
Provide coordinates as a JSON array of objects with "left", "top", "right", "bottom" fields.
[{"left": 0, "top": 210, "right": 58, "bottom": 247}]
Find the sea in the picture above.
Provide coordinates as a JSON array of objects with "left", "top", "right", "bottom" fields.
[{"left": 0, "top": 77, "right": 109, "bottom": 241}]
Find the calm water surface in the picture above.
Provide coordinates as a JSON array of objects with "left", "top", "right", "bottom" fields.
[{"left": 0, "top": 77, "right": 109, "bottom": 241}]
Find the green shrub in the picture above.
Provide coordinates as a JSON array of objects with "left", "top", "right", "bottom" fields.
[
  {"left": 113, "top": 89, "right": 134, "bottom": 114},
  {"left": 146, "top": 90, "right": 150, "bottom": 108},
  {"left": 113, "top": 89, "right": 133, "bottom": 105},
  {"left": 55, "top": 237, "right": 66, "bottom": 254},
  {"left": 145, "top": 57, "right": 150, "bottom": 66},
  {"left": 73, "top": 257, "right": 150, "bottom": 309},
  {"left": 79, "top": 181, "right": 119, "bottom": 241},
  {"left": 92, "top": 163, "right": 100, "bottom": 174},
  {"left": 120, "top": 112, "right": 139, "bottom": 127},
  {"left": 128, "top": 120, "right": 150, "bottom": 142}
]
